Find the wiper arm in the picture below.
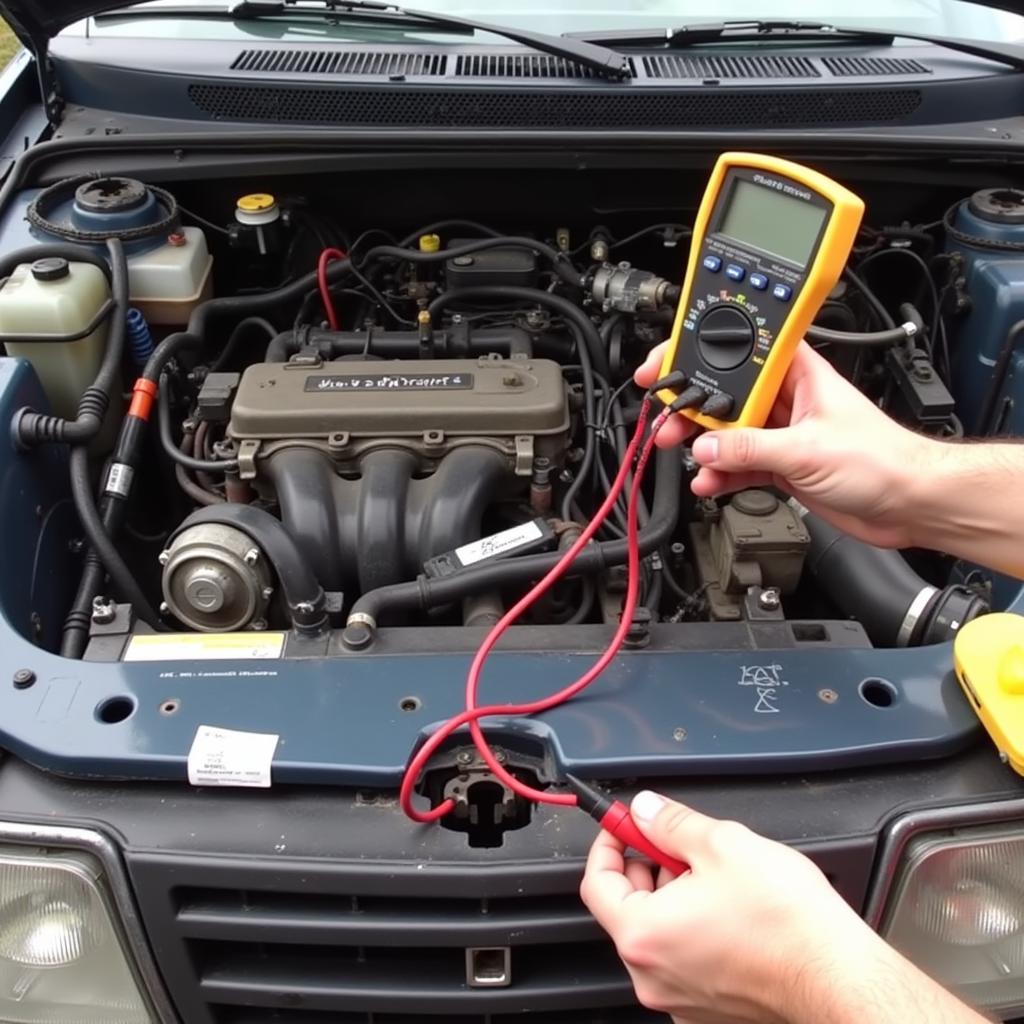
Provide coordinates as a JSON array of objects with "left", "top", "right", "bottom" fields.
[
  {"left": 569, "top": 19, "right": 1024, "bottom": 74},
  {"left": 225, "top": 0, "right": 632, "bottom": 79}
]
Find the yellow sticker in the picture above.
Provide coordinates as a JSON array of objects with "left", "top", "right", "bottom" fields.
[{"left": 124, "top": 632, "right": 285, "bottom": 663}]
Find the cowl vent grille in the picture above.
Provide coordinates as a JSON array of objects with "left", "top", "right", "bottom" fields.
[
  {"left": 454, "top": 53, "right": 636, "bottom": 78},
  {"left": 823, "top": 56, "right": 931, "bottom": 76},
  {"left": 230, "top": 49, "right": 446, "bottom": 76},
  {"left": 641, "top": 53, "right": 819, "bottom": 79}
]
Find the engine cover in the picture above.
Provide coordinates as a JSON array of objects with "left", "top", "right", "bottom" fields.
[{"left": 228, "top": 354, "right": 569, "bottom": 475}]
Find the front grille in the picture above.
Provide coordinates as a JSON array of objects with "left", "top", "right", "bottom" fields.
[
  {"left": 129, "top": 855, "right": 668, "bottom": 1023},
  {"left": 187, "top": 83, "right": 922, "bottom": 128}
]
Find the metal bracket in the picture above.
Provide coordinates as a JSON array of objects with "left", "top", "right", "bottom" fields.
[
  {"left": 236, "top": 440, "right": 261, "bottom": 480},
  {"left": 514, "top": 435, "right": 534, "bottom": 477}
]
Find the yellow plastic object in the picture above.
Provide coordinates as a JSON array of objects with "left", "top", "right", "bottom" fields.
[
  {"left": 236, "top": 193, "right": 276, "bottom": 212},
  {"left": 657, "top": 151, "right": 864, "bottom": 430},
  {"left": 954, "top": 613, "right": 1024, "bottom": 774},
  {"left": 419, "top": 233, "right": 441, "bottom": 253}
]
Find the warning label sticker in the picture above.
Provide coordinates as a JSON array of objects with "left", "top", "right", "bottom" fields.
[
  {"left": 124, "top": 633, "right": 285, "bottom": 662},
  {"left": 455, "top": 520, "right": 543, "bottom": 567},
  {"left": 187, "top": 725, "right": 279, "bottom": 788}
]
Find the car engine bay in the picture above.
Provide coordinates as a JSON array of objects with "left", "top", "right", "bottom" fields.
[{"left": 0, "top": 161, "right": 1020, "bottom": 664}]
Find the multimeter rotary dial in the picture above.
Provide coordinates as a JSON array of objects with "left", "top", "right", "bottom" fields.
[{"left": 695, "top": 304, "right": 756, "bottom": 372}]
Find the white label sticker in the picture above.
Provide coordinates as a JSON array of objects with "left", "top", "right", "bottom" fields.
[
  {"left": 455, "top": 520, "right": 543, "bottom": 567},
  {"left": 104, "top": 462, "right": 134, "bottom": 498},
  {"left": 124, "top": 632, "right": 285, "bottom": 662},
  {"left": 187, "top": 725, "right": 279, "bottom": 788}
]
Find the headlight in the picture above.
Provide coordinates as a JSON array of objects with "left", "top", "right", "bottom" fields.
[
  {"left": 880, "top": 825, "right": 1024, "bottom": 1013},
  {"left": 0, "top": 846, "right": 152, "bottom": 1023}
]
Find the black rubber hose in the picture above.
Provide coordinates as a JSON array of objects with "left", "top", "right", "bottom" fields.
[
  {"left": 211, "top": 316, "right": 277, "bottom": 372},
  {"left": 61, "top": 552, "right": 105, "bottom": 658},
  {"left": 68, "top": 446, "right": 162, "bottom": 627},
  {"left": 344, "top": 447, "right": 682, "bottom": 640},
  {"left": 157, "top": 373, "right": 239, "bottom": 473},
  {"left": 13, "top": 238, "right": 128, "bottom": 448},
  {"left": 803, "top": 511, "right": 987, "bottom": 647},
  {"left": 172, "top": 504, "right": 328, "bottom": 635},
  {"left": 975, "top": 319, "right": 1024, "bottom": 435},
  {"left": 175, "top": 429, "right": 225, "bottom": 505},
  {"left": 428, "top": 285, "right": 611, "bottom": 382},
  {"left": 804, "top": 304, "right": 925, "bottom": 349}
]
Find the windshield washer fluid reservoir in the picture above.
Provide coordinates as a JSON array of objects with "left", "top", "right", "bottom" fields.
[
  {"left": 948, "top": 188, "right": 1024, "bottom": 436},
  {"left": 0, "top": 257, "right": 110, "bottom": 420},
  {"left": 127, "top": 226, "right": 212, "bottom": 325}
]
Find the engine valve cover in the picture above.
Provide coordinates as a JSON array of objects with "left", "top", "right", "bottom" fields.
[{"left": 228, "top": 355, "right": 569, "bottom": 475}]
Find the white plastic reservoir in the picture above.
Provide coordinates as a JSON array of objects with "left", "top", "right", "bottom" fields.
[
  {"left": 127, "top": 226, "right": 212, "bottom": 325},
  {"left": 0, "top": 257, "right": 110, "bottom": 420}
]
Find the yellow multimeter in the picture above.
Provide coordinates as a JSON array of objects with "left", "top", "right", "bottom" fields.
[
  {"left": 953, "top": 613, "right": 1024, "bottom": 775},
  {"left": 657, "top": 152, "right": 864, "bottom": 430}
]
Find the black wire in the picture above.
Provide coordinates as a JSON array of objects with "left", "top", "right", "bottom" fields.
[
  {"left": 211, "top": 316, "right": 278, "bottom": 371},
  {"left": 843, "top": 266, "right": 896, "bottom": 330},
  {"left": 178, "top": 203, "right": 230, "bottom": 237},
  {"left": 345, "top": 262, "right": 416, "bottom": 326},
  {"left": 610, "top": 223, "right": 691, "bottom": 251},
  {"left": 856, "top": 246, "right": 941, "bottom": 356}
]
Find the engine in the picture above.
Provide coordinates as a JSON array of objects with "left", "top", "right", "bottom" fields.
[{"left": 1, "top": 172, "right": 1005, "bottom": 659}]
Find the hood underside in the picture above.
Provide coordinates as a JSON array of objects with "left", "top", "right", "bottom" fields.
[{"left": 4, "top": 0, "right": 1024, "bottom": 44}]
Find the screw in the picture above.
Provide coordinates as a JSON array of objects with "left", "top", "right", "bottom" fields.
[
  {"left": 68, "top": 537, "right": 85, "bottom": 555},
  {"left": 295, "top": 601, "right": 315, "bottom": 615},
  {"left": 558, "top": 468, "right": 574, "bottom": 484},
  {"left": 456, "top": 751, "right": 474, "bottom": 767},
  {"left": 159, "top": 601, "right": 170, "bottom": 615},
  {"left": 672, "top": 727, "right": 687, "bottom": 742},
  {"left": 494, "top": 749, "right": 507, "bottom": 764},
  {"left": 818, "top": 688, "right": 839, "bottom": 704},
  {"left": 525, "top": 308, "right": 547, "bottom": 329},
  {"left": 502, "top": 373, "right": 522, "bottom": 387},
  {"left": 158, "top": 549, "right": 171, "bottom": 566},
  {"left": 13, "top": 669, "right": 35, "bottom": 689},
  {"left": 758, "top": 588, "right": 781, "bottom": 611},
  {"left": 91, "top": 595, "right": 116, "bottom": 624},
  {"left": 250, "top": 618, "right": 268, "bottom": 631},
  {"left": 243, "top": 547, "right": 260, "bottom": 566},
  {"left": 262, "top": 586, "right": 274, "bottom": 599}
]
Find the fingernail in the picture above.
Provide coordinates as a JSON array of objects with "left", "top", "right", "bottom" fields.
[
  {"left": 631, "top": 790, "right": 666, "bottom": 823},
  {"left": 691, "top": 434, "right": 720, "bottom": 465}
]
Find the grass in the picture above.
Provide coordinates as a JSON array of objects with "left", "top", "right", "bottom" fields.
[{"left": 0, "top": 20, "right": 21, "bottom": 68}]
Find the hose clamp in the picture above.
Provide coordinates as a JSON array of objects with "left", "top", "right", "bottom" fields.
[
  {"left": 346, "top": 611, "right": 378, "bottom": 631},
  {"left": 897, "top": 586, "right": 938, "bottom": 647}
]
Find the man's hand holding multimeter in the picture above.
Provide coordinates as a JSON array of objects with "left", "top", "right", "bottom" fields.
[{"left": 654, "top": 152, "right": 864, "bottom": 430}]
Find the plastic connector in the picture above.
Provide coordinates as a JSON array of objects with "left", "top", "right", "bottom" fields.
[
  {"left": 700, "top": 392, "right": 735, "bottom": 418},
  {"left": 669, "top": 384, "right": 708, "bottom": 413}
]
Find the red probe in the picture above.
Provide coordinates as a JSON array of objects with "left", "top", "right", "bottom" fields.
[{"left": 566, "top": 774, "right": 687, "bottom": 876}]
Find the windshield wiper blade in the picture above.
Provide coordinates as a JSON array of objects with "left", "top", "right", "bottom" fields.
[
  {"left": 569, "top": 19, "right": 1024, "bottom": 74},
  {"left": 224, "top": 0, "right": 632, "bottom": 79}
]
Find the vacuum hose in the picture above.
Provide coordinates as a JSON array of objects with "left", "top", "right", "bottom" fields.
[{"left": 802, "top": 511, "right": 987, "bottom": 647}]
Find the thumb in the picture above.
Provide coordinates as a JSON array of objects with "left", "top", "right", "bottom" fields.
[
  {"left": 630, "top": 790, "right": 721, "bottom": 864},
  {"left": 691, "top": 426, "right": 804, "bottom": 479}
]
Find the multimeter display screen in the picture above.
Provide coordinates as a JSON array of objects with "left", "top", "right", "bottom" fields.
[{"left": 717, "top": 179, "right": 827, "bottom": 266}]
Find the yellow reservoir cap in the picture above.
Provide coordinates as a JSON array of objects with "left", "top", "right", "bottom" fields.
[
  {"left": 418, "top": 233, "right": 441, "bottom": 253},
  {"left": 954, "top": 613, "right": 1024, "bottom": 773},
  {"left": 237, "top": 193, "right": 277, "bottom": 213}
]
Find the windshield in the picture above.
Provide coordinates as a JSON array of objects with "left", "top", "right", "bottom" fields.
[{"left": 75, "top": 1, "right": 1024, "bottom": 44}]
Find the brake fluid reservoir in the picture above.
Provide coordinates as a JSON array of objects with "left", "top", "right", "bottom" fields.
[
  {"left": 127, "top": 227, "right": 212, "bottom": 325},
  {"left": 0, "top": 257, "right": 110, "bottom": 420},
  {"left": 947, "top": 188, "right": 1024, "bottom": 436}
]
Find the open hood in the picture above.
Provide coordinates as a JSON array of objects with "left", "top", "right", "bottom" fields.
[{"left": 5, "top": 0, "right": 1024, "bottom": 44}]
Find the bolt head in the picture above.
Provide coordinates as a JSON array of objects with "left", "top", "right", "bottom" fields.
[
  {"left": 159, "top": 601, "right": 170, "bottom": 615},
  {"left": 250, "top": 618, "right": 268, "bottom": 631},
  {"left": 672, "top": 727, "right": 687, "bottom": 742},
  {"left": 13, "top": 669, "right": 35, "bottom": 689},
  {"left": 758, "top": 588, "right": 781, "bottom": 611},
  {"left": 262, "top": 586, "right": 274, "bottom": 600},
  {"left": 456, "top": 751, "right": 474, "bottom": 766},
  {"left": 158, "top": 550, "right": 171, "bottom": 566},
  {"left": 243, "top": 547, "right": 261, "bottom": 566}
]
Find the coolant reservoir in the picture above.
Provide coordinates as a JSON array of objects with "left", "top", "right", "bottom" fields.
[
  {"left": 127, "top": 226, "right": 212, "bottom": 325},
  {"left": 0, "top": 257, "right": 110, "bottom": 420}
]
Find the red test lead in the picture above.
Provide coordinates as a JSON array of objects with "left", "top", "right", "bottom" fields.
[{"left": 565, "top": 774, "right": 688, "bottom": 877}]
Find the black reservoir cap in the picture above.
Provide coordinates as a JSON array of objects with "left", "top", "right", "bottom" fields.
[{"left": 31, "top": 257, "right": 70, "bottom": 281}]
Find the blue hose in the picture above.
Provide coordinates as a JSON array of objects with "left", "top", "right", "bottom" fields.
[{"left": 125, "top": 307, "right": 154, "bottom": 367}]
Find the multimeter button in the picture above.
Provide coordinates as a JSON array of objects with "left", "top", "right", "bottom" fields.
[
  {"left": 702, "top": 255, "right": 722, "bottom": 272},
  {"left": 725, "top": 264, "right": 745, "bottom": 282},
  {"left": 700, "top": 392, "right": 735, "bottom": 418},
  {"left": 772, "top": 283, "right": 793, "bottom": 301},
  {"left": 749, "top": 273, "right": 768, "bottom": 291},
  {"left": 695, "top": 306, "right": 755, "bottom": 371}
]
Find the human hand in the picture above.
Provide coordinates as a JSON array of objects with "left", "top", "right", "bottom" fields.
[
  {"left": 633, "top": 342, "right": 934, "bottom": 548},
  {"left": 580, "top": 791, "right": 989, "bottom": 1024}
]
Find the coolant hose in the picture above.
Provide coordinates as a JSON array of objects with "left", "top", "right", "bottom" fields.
[
  {"left": 13, "top": 239, "right": 128, "bottom": 447},
  {"left": 172, "top": 504, "right": 329, "bottom": 635},
  {"left": 343, "top": 447, "right": 682, "bottom": 645},
  {"left": 802, "top": 511, "right": 987, "bottom": 647}
]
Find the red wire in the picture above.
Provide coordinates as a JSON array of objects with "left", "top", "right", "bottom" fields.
[
  {"left": 317, "top": 247, "right": 347, "bottom": 330},
  {"left": 399, "top": 398, "right": 672, "bottom": 823}
]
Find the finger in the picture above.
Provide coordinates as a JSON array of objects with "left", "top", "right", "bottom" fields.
[
  {"left": 630, "top": 790, "right": 722, "bottom": 865},
  {"left": 690, "top": 467, "right": 776, "bottom": 497},
  {"left": 691, "top": 425, "right": 806, "bottom": 481},
  {"left": 581, "top": 831, "right": 639, "bottom": 931},
  {"left": 633, "top": 343, "right": 669, "bottom": 387},
  {"left": 624, "top": 857, "right": 656, "bottom": 893},
  {"left": 650, "top": 412, "right": 692, "bottom": 449}
]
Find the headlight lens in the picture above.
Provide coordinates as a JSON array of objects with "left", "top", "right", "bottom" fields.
[
  {"left": 880, "top": 826, "right": 1024, "bottom": 1012},
  {"left": 0, "top": 848, "right": 152, "bottom": 1023}
]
